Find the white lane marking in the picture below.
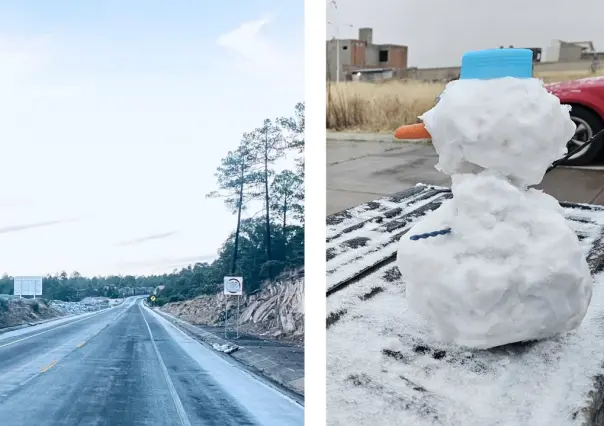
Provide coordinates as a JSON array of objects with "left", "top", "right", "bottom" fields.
[
  {"left": 0, "top": 308, "right": 112, "bottom": 350},
  {"left": 561, "top": 165, "right": 604, "bottom": 171},
  {"left": 138, "top": 302, "right": 191, "bottom": 426}
]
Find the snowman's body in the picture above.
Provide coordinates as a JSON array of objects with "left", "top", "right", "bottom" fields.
[{"left": 396, "top": 70, "right": 593, "bottom": 349}]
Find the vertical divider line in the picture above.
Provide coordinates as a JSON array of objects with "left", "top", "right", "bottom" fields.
[{"left": 138, "top": 302, "right": 191, "bottom": 426}]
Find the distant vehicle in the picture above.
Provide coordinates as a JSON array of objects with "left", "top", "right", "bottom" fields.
[{"left": 545, "top": 77, "right": 604, "bottom": 166}]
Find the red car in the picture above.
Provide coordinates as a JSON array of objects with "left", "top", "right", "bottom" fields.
[{"left": 546, "top": 77, "right": 604, "bottom": 166}]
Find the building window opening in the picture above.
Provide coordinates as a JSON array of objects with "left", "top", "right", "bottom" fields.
[{"left": 379, "top": 50, "right": 388, "bottom": 62}]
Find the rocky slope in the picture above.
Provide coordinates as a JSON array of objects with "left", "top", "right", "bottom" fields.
[
  {"left": 161, "top": 272, "right": 304, "bottom": 342},
  {"left": 0, "top": 298, "right": 58, "bottom": 329},
  {"left": 50, "top": 297, "right": 112, "bottom": 315},
  {"left": 0, "top": 296, "right": 115, "bottom": 330}
]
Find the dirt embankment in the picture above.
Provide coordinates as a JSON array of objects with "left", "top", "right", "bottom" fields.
[
  {"left": 0, "top": 297, "right": 116, "bottom": 330},
  {"left": 161, "top": 273, "right": 304, "bottom": 343},
  {"left": 0, "top": 298, "right": 60, "bottom": 329}
]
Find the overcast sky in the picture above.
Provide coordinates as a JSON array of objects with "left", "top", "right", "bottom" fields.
[
  {"left": 327, "top": 0, "right": 604, "bottom": 67},
  {"left": 0, "top": 0, "right": 303, "bottom": 277}
]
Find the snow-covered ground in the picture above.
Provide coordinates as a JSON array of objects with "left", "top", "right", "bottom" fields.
[
  {"left": 326, "top": 185, "right": 452, "bottom": 294},
  {"left": 326, "top": 188, "right": 604, "bottom": 425}
]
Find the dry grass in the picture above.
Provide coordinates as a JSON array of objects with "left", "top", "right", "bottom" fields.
[{"left": 327, "top": 70, "right": 604, "bottom": 133}]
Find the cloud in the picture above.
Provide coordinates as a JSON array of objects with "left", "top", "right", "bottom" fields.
[
  {"left": 216, "top": 16, "right": 280, "bottom": 67},
  {"left": 0, "top": 218, "right": 78, "bottom": 234},
  {"left": 115, "top": 254, "right": 217, "bottom": 271},
  {"left": 0, "top": 10, "right": 302, "bottom": 277},
  {"left": 116, "top": 231, "right": 179, "bottom": 247},
  {"left": 0, "top": 199, "right": 33, "bottom": 209},
  {"left": 0, "top": 35, "right": 53, "bottom": 88}
]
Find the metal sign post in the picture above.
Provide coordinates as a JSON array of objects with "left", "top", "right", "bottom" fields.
[
  {"left": 236, "top": 295, "right": 240, "bottom": 339},
  {"left": 224, "top": 298, "right": 228, "bottom": 338}
]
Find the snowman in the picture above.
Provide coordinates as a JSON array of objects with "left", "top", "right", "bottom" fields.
[{"left": 394, "top": 48, "right": 593, "bottom": 349}]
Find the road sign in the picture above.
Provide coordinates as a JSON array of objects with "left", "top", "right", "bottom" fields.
[
  {"left": 223, "top": 276, "right": 244, "bottom": 339},
  {"left": 14, "top": 276, "right": 43, "bottom": 298},
  {"left": 150, "top": 295, "right": 156, "bottom": 302},
  {"left": 223, "top": 276, "right": 243, "bottom": 296}
]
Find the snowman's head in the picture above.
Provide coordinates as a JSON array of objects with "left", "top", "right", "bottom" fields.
[{"left": 395, "top": 49, "right": 576, "bottom": 187}]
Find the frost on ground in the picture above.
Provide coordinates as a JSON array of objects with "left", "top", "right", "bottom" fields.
[
  {"left": 326, "top": 185, "right": 452, "bottom": 293},
  {"left": 327, "top": 200, "right": 604, "bottom": 426}
]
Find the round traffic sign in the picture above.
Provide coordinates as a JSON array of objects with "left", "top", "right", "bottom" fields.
[{"left": 226, "top": 278, "right": 241, "bottom": 293}]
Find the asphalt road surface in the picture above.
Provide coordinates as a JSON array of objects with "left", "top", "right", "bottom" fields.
[{"left": 0, "top": 297, "right": 303, "bottom": 426}]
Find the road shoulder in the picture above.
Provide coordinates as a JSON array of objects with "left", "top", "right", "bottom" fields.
[{"left": 150, "top": 307, "right": 304, "bottom": 406}]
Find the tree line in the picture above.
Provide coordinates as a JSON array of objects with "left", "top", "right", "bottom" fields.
[
  {"left": 0, "top": 272, "right": 155, "bottom": 301},
  {"left": 206, "top": 102, "right": 304, "bottom": 282},
  {"left": 0, "top": 103, "right": 305, "bottom": 305}
]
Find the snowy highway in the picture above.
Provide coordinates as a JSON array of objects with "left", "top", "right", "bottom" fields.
[{"left": 0, "top": 297, "right": 303, "bottom": 426}]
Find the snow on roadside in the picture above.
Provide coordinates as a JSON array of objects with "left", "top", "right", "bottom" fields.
[{"left": 212, "top": 343, "right": 239, "bottom": 354}]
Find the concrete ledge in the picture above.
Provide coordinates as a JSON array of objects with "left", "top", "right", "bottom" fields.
[{"left": 327, "top": 131, "right": 431, "bottom": 144}]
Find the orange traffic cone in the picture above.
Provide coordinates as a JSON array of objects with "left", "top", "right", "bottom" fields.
[{"left": 394, "top": 122, "right": 432, "bottom": 140}]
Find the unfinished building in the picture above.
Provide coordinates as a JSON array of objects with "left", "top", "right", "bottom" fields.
[{"left": 326, "top": 28, "right": 408, "bottom": 81}]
